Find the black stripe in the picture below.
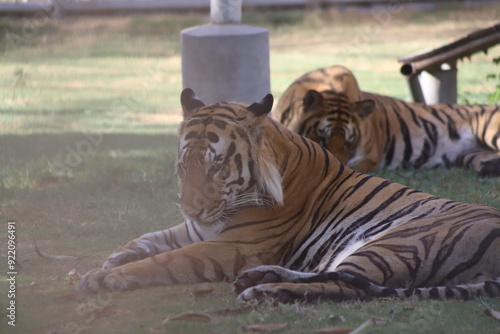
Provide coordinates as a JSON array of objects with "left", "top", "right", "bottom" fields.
[
  {"left": 399, "top": 100, "right": 420, "bottom": 126},
  {"left": 492, "top": 131, "right": 500, "bottom": 150},
  {"left": 429, "top": 287, "right": 440, "bottom": 299},
  {"left": 429, "top": 106, "right": 445, "bottom": 124},
  {"left": 404, "top": 288, "right": 415, "bottom": 298},
  {"left": 207, "top": 257, "right": 228, "bottom": 281},
  {"left": 160, "top": 231, "right": 179, "bottom": 250},
  {"left": 300, "top": 136, "right": 313, "bottom": 159},
  {"left": 183, "top": 254, "right": 210, "bottom": 282},
  {"left": 393, "top": 110, "right": 413, "bottom": 168},
  {"left": 456, "top": 287, "right": 470, "bottom": 299},
  {"left": 190, "top": 222, "right": 205, "bottom": 241},
  {"left": 184, "top": 131, "right": 199, "bottom": 140},
  {"left": 380, "top": 288, "right": 396, "bottom": 297},
  {"left": 445, "top": 287, "right": 455, "bottom": 298},
  {"left": 321, "top": 146, "right": 330, "bottom": 178},
  {"left": 443, "top": 227, "right": 500, "bottom": 282},
  {"left": 385, "top": 136, "right": 395, "bottom": 167},
  {"left": 365, "top": 201, "right": 420, "bottom": 238},
  {"left": 413, "top": 140, "right": 432, "bottom": 168},
  {"left": 162, "top": 256, "right": 180, "bottom": 284},
  {"left": 480, "top": 107, "right": 497, "bottom": 143},
  {"left": 345, "top": 250, "right": 393, "bottom": 284},
  {"left": 421, "top": 215, "right": 497, "bottom": 286},
  {"left": 337, "top": 184, "right": 409, "bottom": 239},
  {"left": 280, "top": 106, "right": 291, "bottom": 124},
  {"left": 446, "top": 116, "right": 460, "bottom": 140},
  {"left": 484, "top": 280, "right": 500, "bottom": 297}
]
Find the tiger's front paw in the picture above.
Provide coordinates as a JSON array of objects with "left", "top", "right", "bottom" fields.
[
  {"left": 477, "top": 157, "right": 500, "bottom": 177},
  {"left": 102, "top": 245, "right": 150, "bottom": 269},
  {"left": 77, "top": 268, "right": 137, "bottom": 294}
]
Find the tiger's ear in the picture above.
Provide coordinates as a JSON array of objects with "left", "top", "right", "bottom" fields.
[
  {"left": 181, "top": 88, "right": 205, "bottom": 119},
  {"left": 353, "top": 99, "right": 375, "bottom": 119},
  {"left": 247, "top": 93, "right": 274, "bottom": 119},
  {"left": 303, "top": 90, "right": 324, "bottom": 112}
]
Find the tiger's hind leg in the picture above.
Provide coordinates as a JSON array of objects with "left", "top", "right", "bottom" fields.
[
  {"left": 236, "top": 207, "right": 500, "bottom": 303},
  {"left": 234, "top": 265, "right": 316, "bottom": 293},
  {"left": 237, "top": 281, "right": 367, "bottom": 303},
  {"left": 235, "top": 268, "right": 371, "bottom": 303},
  {"left": 236, "top": 272, "right": 500, "bottom": 303},
  {"left": 457, "top": 149, "right": 500, "bottom": 177}
]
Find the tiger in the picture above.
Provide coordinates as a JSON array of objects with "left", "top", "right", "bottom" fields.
[
  {"left": 78, "top": 88, "right": 500, "bottom": 303},
  {"left": 273, "top": 65, "right": 500, "bottom": 176}
]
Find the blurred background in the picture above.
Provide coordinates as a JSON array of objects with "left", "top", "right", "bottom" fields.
[{"left": 1, "top": 0, "right": 499, "bottom": 135}]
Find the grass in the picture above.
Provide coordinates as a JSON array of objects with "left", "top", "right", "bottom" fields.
[
  {"left": 1, "top": 4, "right": 499, "bottom": 134},
  {"left": 0, "top": 140, "right": 499, "bottom": 334},
  {"left": 1, "top": 3, "right": 500, "bottom": 334}
]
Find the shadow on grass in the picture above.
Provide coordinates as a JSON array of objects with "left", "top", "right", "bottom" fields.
[{"left": 0, "top": 133, "right": 178, "bottom": 160}]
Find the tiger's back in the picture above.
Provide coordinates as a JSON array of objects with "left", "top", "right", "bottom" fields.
[
  {"left": 358, "top": 91, "right": 500, "bottom": 173},
  {"left": 275, "top": 65, "right": 500, "bottom": 176}
]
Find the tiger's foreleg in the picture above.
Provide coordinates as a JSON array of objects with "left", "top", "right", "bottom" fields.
[
  {"left": 102, "top": 220, "right": 218, "bottom": 269},
  {"left": 457, "top": 149, "right": 500, "bottom": 177},
  {"left": 79, "top": 241, "right": 267, "bottom": 293},
  {"left": 349, "top": 146, "right": 381, "bottom": 173},
  {"left": 352, "top": 158, "right": 379, "bottom": 173}
]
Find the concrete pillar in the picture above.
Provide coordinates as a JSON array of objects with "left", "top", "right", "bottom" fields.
[
  {"left": 181, "top": 0, "right": 270, "bottom": 105},
  {"left": 418, "top": 62, "right": 458, "bottom": 104}
]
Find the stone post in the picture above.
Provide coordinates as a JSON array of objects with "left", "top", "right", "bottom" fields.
[
  {"left": 418, "top": 62, "right": 458, "bottom": 104},
  {"left": 181, "top": 0, "right": 270, "bottom": 104}
]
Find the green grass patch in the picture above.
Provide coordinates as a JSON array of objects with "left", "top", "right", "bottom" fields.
[
  {"left": 1, "top": 4, "right": 500, "bottom": 334},
  {"left": 1, "top": 133, "right": 499, "bottom": 333}
]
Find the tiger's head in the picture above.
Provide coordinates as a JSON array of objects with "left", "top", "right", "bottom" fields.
[
  {"left": 294, "top": 89, "right": 375, "bottom": 165},
  {"left": 177, "top": 88, "right": 283, "bottom": 227}
]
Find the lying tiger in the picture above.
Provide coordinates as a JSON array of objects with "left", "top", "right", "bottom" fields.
[
  {"left": 273, "top": 65, "right": 500, "bottom": 176},
  {"left": 78, "top": 88, "right": 500, "bottom": 302}
]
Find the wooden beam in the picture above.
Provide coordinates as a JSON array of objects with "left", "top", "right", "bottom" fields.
[{"left": 399, "top": 22, "right": 500, "bottom": 77}]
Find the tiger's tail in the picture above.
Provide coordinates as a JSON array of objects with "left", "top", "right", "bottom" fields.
[{"left": 299, "top": 272, "right": 500, "bottom": 300}]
